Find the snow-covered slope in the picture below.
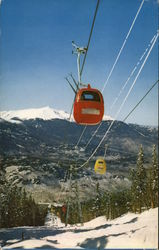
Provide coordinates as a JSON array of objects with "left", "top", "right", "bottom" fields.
[
  {"left": 0, "top": 106, "right": 113, "bottom": 123},
  {"left": 1, "top": 207, "right": 158, "bottom": 249},
  {"left": 0, "top": 106, "right": 71, "bottom": 122}
]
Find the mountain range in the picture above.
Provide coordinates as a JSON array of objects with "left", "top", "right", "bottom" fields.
[
  {"left": 0, "top": 106, "right": 113, "bottom": 123},
  {"left": 0, "top": 106, "right": 158, "bottom": 203}
]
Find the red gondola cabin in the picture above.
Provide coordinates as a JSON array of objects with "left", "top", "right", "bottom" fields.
[{"left": 73, "top": 84, "right": 104, "bottom": 125}]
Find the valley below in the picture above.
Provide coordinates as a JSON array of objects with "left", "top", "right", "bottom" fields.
[{"left": 0, "top": 114, "right": 157, "bottom": 204}]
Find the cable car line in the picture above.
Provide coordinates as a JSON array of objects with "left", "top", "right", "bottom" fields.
[
  {"left": 123, "top": 79, "right": 159, "bottom": 123},
  {"left": 56, "top": 0, "right": 150, "bottom": 223},
  {"left": 110, "top": 34, "right": 156, "bottom": 111},
  {"left": 112, "top": 32, "right": 158, "bottom": 122},
  {"left": 100, "top": 145, "right": 138, "bottom": 156},
  {"left": 60, "top": 4, "right": 157, "bottom": 222},
  {"left": 65, "top": 77, "right": 77, "bottom": 94},
  {"left": 75, "top": 126, "right": 87, "bottom": 148},
  {"left": 85, "top": 35, "right": 156, "bottom": 149},
  {"left": 75, "top": 0, "right": 145, "bottom": 148},
  {"left": 60, "top": 78, "right": 158, "bottom": 207},
  {"left": 79, "top": 78, "right": 158, "bottom": 170},
  {"left": 62, "top": 12, "right": 156, "bottom": 223},
  {"left": 80, "top": 0, "right": 100, "bottom": 77},
  {"left": 101, "top": 0, "right": 145, "bottom": 93},
  {"left": 70, "top": 73, "right": 79, "bottom": 91},
  {"left": 65, "top": 1, "right": 155, "bottom": 174},
  {"left": 77, "top": 32, "right": 158, "bottom": 170},
  {"left": 84, "top": 122, "right": 102, "bottom": 150},
  {"left": 83, "top": 34, "right": 156, "bottom": 150}
]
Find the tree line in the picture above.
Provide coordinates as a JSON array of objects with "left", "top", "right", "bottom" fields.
[
  {"left": 0, "top": 169, "right": 47, "bottom": 228},
  {"left": 58, "top": 144, "right": 158, "bottom": 224},
  {"left": 0, "top": 144, "right": 158, "bottom": 227}
]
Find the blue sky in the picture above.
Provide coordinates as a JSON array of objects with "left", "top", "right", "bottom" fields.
[{"left": 0, "top": 0, "right": 158, "bottom": 125}]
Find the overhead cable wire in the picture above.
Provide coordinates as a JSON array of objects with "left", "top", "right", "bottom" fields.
[
  {"left": 80, "top": 0, "right": 100, "bottom": 76},
  {"left": 99, "top": 80, "right": 158, "bottom": 159},
  {"left": 110, "top": 34, "right": 156, "bottom": 110},
  {"left": 84, "top": 121, "right": 102, "bottom": 149},
  {"left": 100, "top": 145, "right": 140, "bottom": 156},
  {"left": 100, "top": 77, "right": 158, "bottom": 153},
  {"left": 76, "top": 126, "right": 87, "bottom": 147},
  {"left": 112, "top": 33, "right": 158, "bottom": 122},
  {"left": 123, "top": 79, "right": 159, "bottom": 122},
  {"left": 77, "top": 32, "right": 158, "bottom": 170},
  {"left": 76, "top": 0, "right": 144, "bottom": 149},
  {"left": 101, "top": 0, "right": 145, "bottom": 93},
  {"left": 84, "top": 33, "right": 157, "bottom": 150}
]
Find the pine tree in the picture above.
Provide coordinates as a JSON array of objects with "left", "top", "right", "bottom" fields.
[
  {"left": 148, "top": 145, "right": 158, "bottom": 208},
  {"left": 0, "top": 167, "right": 9, "bottom": 227},
  {"left": 0, "top": 179, "right": 47, "bottom": 228},
  {"left": 130, "top": 168, "right": 138, "bottom": 213},
  {"left": 94, "top": 182, "right": 102, "bottom": 217},
  {"left": 136, "top": 145, "right": 147, "bottom": 212},
  {"left": 130, "top": 145, "right": 147, "bottom": 213},
  {"left": 104, "top": 191, "right": 111, "bottom": 219},
  {"left": 0, "top": 167, "right": 5, "bottom": 227}
]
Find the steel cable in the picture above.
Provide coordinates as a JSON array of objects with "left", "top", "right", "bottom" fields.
[{"left": 77, "top": 32, "right": 158, "bottom": 170}]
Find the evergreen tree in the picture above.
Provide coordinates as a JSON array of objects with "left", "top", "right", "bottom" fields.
[
  {"left": 130, "top": 168, "right": 138, "bottom": 213},
  {"left": 0, "top": 166, "right": 6, "bottom": 227},
  {"left": 136, "top": 145, "right": 147, "bottom": 212},
  {"left": 94, "top": 182, "right": 102, "bottom": 217},
  {"left": 104, "top": 191, "right": 111, "bottom": 219},
  {"left": 0, "top": 179, "right": 47, "bottom": 228},
  {"left": 130, "top": 145, "right": 147, "bottom": 213},
  {"left": 147, "top": 145, "right": 158, "bottom": 208}
]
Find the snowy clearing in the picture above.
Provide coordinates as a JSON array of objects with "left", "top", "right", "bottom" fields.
[{"left": 0, "top": 207, "right": 158, "bottom": 249}]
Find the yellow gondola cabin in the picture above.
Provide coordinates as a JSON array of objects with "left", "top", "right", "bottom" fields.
[{"left": 94, "top": 158, "right": 106, "bottom": 174}]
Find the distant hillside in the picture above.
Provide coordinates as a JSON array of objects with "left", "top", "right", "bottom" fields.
[
  {"left": 0, "top": 117, "right": 157, "bottom": 157},
  {"left": 0, "top": 107, "right": 157, "bottom": 203}
]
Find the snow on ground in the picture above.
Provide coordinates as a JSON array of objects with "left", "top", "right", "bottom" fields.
[{"left": 0, "top": 207, "right": 158, "bottom": 249}]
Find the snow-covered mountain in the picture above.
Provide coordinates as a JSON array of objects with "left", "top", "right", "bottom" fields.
[
  {"left": 0, "top": 106, "right": 71, "bottom": 122},
  {"left": 0, "top": 106, "right": 113, "bottom": 123}
]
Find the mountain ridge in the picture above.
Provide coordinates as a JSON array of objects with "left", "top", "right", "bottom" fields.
[
  {"left": 0, "top": 116, "right": 157, "bottom": 203},
  {"left": 0, "top": 106, "right": 114, "bottom": 123}
]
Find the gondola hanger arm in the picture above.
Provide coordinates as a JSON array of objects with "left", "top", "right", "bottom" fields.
[{"left": 65, "top": 77, "right": 77, "bottom": 94}]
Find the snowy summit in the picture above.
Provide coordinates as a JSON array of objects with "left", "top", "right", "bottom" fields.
[
  {"left": 0, "top": 106, "right": 113, "bottom": 123},
  {"left": 0, "top": 106, "right": 71, "bottom": 123}
]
